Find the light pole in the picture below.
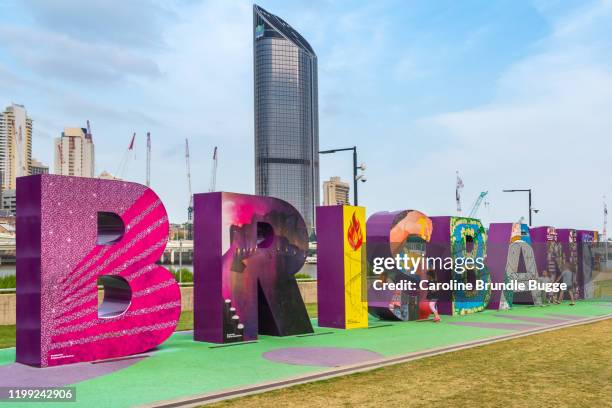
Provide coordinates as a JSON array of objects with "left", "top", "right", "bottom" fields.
[
  {"left": 319, "top": 146, "right": 366, "bottom": 205},
  {"left": 178, "top": 239, "right": 183, "bottom": 284},
  {"left": 502, "top": 189, "right": 534, "bottom": 226}
]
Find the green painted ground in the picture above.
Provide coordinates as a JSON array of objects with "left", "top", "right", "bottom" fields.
[{"left": 0, "top": 301, "right": 609, "bottom": 407}]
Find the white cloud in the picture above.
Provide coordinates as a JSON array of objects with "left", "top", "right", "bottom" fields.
[
  {"left": 0, "top": 26, "right": 161, "bottom": 83},
  {"left": 362, "top": 1, "right": 612, "bottom": 231},
  {"left": 20, "top": 0, "right": 178, "bottom": 48},
  {"left": 3, "top": 0, "right": 611, "bottom": 230}
]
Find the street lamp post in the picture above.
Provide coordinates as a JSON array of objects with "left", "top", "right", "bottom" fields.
[
  {"left": 319, "top": 146, "right": 366, "bottom": 205},
  {"left": 502, "top": 189, "right": 533, "bottom": 226},
  {"left": 178, "top": 239, "right": 183, "bottom": 284}
]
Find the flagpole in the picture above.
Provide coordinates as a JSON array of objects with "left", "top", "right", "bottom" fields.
[
  {"left": 456, "top": 170, "right": 463, "bottom": 215},
  {"left": 456, "top": 170, "right": 459, "bottom": 214}
]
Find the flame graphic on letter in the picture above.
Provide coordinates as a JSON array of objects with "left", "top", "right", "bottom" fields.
[{"left": 347, "top": 212, "right": 363, "bottom": 251}]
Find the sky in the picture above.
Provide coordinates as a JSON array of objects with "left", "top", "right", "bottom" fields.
[{"left": 0, "top": 0, "right": 611, "bottom": 231}]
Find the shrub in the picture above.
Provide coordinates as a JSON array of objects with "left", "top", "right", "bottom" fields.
[
  {"left": 294, "top": 273, "right": 314, "bottom": 280},
  {"left": 168, "top": 267, "right": 193, "bottom": 283},
  {"left": 0, "top": 275, "right": 16, "bottom": 289}
]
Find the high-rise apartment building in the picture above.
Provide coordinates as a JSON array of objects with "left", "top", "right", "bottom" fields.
[
  {"left": 54, "top": 126, "right": 95, "bottom": 177},
  {"left": 323, "top": 177, "right": 350, "bottom": 206},
  {"left": 1, "top": 189, "right": 16, "bottom": 216},
  {"left": 0, "top": 104, "right": 33, "bottom": 190},
  {"left": 253, "top": 4, "right": 319, "bottom": 231},
  {"left": 98, "top": 170, "right": 121, "bottom": 180},
  {"left": 30, "top": 158, "right": 49, "bottom": 175}
]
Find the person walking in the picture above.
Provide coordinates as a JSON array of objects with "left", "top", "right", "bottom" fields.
[{"left": 555, "top": 263, "right": 576, "bottom": 306}]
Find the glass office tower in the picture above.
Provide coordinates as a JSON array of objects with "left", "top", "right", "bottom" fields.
[{"left": 253, "top": 5, "right": 319, "bottom": 232}]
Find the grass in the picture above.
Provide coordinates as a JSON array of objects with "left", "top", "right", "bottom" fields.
[
  {"left": 0, "top": 269, "right": 196, "bottom": 290},
  {"left": 0, "top": 271, "right": 313, "bottom": 288},
  {"left": 207, "top": 319, "right": 612, "bottom": 408},
  {"left": 0, "top": 275, "right": 16, "bottom": 289},
  {"left": 177, "top": 311, "right": 193, "bottom": 331},
  {"left": 0, "top": 324, "right": 15, "bottom": 349},
  {"left": 595, "top": 278, "right": 612, "bottom": 298},
  {"left": 0, "top": 304, "right": 318, "bottom": 349},
  {"left": 168, "top": 267, "right": 194, "bottom": 283},
  {"left": 305, "top": 302, "right": 317, "bottom": 318}
]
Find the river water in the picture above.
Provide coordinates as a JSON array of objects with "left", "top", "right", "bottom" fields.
[{"left": 0, "top": 265, "right": 15, "bottom": 277}]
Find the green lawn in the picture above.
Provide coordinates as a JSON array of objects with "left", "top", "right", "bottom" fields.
[
  {"left": 0, "top": 302, "right": 607, "bottom": 407},
  {"left": 0, "top": 324, "right": 15, "bottom": 349},
  {"left": 305, "top": 302, "right": 317, "bottom": 318},
  {"left": 208, "top": 319, "right": 612, "bottom": 408},
  {"left": 176, "top": 310, "right": 194, "bottom": 331},
  {"left": 0, "top": 275, "right": 16, "bottom": 289},
  {"left": 0, "top": 304, "right": 319, "bottom": 349},
  {"left": 595, "top": 278, "right": 612, "bottom": 298}
]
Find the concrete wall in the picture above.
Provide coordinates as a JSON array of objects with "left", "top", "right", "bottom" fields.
[
  {"left": 0, "top": 293, "right": 16, "bottom": 325},
  {"left": 297, "top": 280, "right": 316, "bottom": 303},
  {"left": 0, "top": 281, "right": 318, "bottom": 326}
]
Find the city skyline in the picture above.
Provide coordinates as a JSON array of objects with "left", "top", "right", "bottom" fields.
[{"left": 0, "top": 1, "right": 611, "bottom": 230}]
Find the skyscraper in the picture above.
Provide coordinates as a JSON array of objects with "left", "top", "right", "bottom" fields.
[
  {"left": 54, "top": 126, "right": 95, "bottom": 177},
  {"left": 253, "top": 5, "right": 319, "bottom": 231},
  {"left": 323, "top": 176, "right": 350, "bottom": 206},
  {"left": 0, "top": 103, "right": 33, "bottom": 190}
]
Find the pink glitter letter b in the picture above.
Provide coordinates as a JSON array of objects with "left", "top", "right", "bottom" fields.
[{"left": 16, "top": 175, "right": 180, "bottom": 367}]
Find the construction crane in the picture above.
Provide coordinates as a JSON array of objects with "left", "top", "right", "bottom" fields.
[
  {"left": 57, "top": 144, "right": 63, "bottom": 173},
  {"left": 209, "top": 146, "right": 218, "bottom": 192},
  {"left": 468, "top": 191, "right": 488, "bottom": 218},
  {"left": 17, "top": 126, "right": 25, "bottom": 176},
  {"left": 146, "top": 132, "right": 151, "bottom": 187},
  {"left": 185, "top": 139, "right": 193, "bottom": 222},
  {"left": 116, "top": 132, "right": 136, "bottom": 178}
]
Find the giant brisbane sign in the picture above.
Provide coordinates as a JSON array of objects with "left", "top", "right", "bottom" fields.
[{"left": 15, "top": 175, "right": 599, "bottom": 366}]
